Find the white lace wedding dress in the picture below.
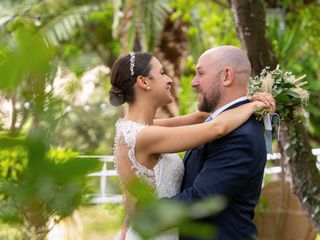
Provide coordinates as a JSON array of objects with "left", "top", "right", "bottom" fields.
[{"left": 113, "top": 119, "right": 185, "bottom": 240}]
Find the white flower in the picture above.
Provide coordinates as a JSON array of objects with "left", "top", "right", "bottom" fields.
[
  {"left": 287, "top": 76, "right": 296, "bottom": 84},
  {"left": 261, "top": 73, "right": 274, "bottom": 93},
  {"left": 294, "top": 74, "right": 307, "bottom": 84},
  {"left": 287, "top": 74, "right": 306, "bottom": 85},
  {"left": 290, "top": 87, "right": 310, "bottom": 103}
]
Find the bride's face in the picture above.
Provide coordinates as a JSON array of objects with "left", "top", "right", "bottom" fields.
[{"left": 147, "top": 57, "right": 174, "bottom": 105}]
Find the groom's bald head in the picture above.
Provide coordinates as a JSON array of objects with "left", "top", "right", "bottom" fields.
[
  {"left": 193, "top": 45, "right": 252, "bottom": 112},
  {"left": 201, "top": 45, "right": 251, "bottom": 87}
]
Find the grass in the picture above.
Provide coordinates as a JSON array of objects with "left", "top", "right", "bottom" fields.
[
  {"left": 80, "top": 204, "right": 124, "bottom": 239},
  {"left": 2, "top": 204, "right": 318, "bottom": 239},
  {"left": 0, "top": 204, "right": 125, "bottom": 240}
]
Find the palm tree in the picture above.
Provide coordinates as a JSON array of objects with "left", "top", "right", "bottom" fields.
[
  {"left": 155, "top": 17, "right": 189, "bottom": 117},
  {"left": 0, "top": 0, "right": 119, "bottom": 134}
]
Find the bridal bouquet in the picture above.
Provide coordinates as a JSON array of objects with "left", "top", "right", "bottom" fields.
[{"left": 248, "top": 65, "right": 309, "bottom": 122}]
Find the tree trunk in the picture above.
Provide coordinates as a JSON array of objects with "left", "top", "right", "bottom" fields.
[
  {"left": 155, "top": 17, "right": 189, "bottom": 117},
  {"left": 230, "top": 0, "right": 277, "bottom": 75},
  {"left": 230, "top": 0, "right": 320, "bottom": 229},
  {"left": 9, "top": 94, "right": 17, "bottom": 136},
  {"left": 279, "top": 122, "right": 320, "bottom": 227}
]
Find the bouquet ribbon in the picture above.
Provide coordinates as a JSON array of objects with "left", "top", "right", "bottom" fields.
[{"left": 263, "top": 114, "right": 273, "bottom": 153}]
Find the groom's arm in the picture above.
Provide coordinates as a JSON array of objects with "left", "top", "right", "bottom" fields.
[{"left": 171, "top": 130, "right": 255, "bottom": 202}]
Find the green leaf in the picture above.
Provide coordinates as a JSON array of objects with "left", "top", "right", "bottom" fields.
[
  {"left": 16, "top": 27, "right": 53, "bottom": 76},
  {"left": 0, "top": 26, "right": 53, "bottom": 91},
  {"left": 50, "top": 157, "right": 100, "bottom": 181},
  {"left": 127, "top": 179, "right": 156, "bottom": 205},
  {"left": 0, "top": 49, "right": 25, "bottom": 90},
  {"left": 275, "top": 93, "right": 290, "bottom": 103},
  {"left": 42, "top": 4, "right": 102, "bottom": 46},
  {"left": 282, "top": 82, "right": 295, "bottom": 89},
  {"left": 0, "top": 199, "right": 22, "bottom": 224},
  {"left": 287, "top": 90, "right": 301, "bottom": 98},
  {"left": 180, "top": 221, "right": 215, "bottom": 238},
  {"left": 188, "top": 196, "right": 226, "bottom": 219}
]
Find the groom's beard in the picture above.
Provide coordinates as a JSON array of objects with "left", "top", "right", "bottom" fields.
[{"left": 198, "top": 86, "right": 221, "bottom": 113}]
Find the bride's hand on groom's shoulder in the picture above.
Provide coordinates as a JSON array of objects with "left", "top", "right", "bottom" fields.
[{"left": 250, "top": 92, "right": 276, "bottom": 113}]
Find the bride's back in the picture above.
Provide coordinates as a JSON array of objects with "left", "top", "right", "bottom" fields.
[{"left": 114, "top": 119, "right": 184, "bottom": 198}]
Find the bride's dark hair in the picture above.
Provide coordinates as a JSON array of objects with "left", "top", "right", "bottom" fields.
[{"left": 109, "top": 52, "right": 153, "bottom": 106}]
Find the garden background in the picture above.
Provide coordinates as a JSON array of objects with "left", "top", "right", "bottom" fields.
[{"left": 1, "top": 0, "right": 320, "bottom": 239}]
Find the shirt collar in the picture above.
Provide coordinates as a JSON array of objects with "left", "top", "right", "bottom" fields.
[{"left": 209, "top": 96, "right": 249, "bottom": 120}]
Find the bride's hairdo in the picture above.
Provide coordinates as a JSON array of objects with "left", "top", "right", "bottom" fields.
[{"left": 109, "top": 52, "right": 153, "bottom": 106}]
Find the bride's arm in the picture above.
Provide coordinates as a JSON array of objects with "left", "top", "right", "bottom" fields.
[
  {"left": 152, "top": 92, "right": 275, "bottom": 127},
  {"left": 153, "top": 111, "right": 210, "bottom": 127},
  {"left": 136, "top": 101, "right": 270, "bottom": 155},
  {"left": 120, "top": 194, "right": 136, "bottom": 239},
  {"left": 121, "top": 214, "right": 129, "bottom": 240}
]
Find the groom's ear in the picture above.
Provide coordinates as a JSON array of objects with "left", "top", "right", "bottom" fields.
[{"left": 222, "top": 67, "right": 234, "bottom": 87}]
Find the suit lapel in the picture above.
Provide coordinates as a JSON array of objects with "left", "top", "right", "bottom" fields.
[{"left": 183, "top": 149, "right": 193, "bottom": 166}]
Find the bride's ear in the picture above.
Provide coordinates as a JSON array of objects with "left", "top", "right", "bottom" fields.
[{"left": 136, "top": 76, "right": 151, "bottom": 91}]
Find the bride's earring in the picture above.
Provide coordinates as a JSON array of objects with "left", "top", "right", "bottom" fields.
[{"left": 146, "top": 86, "right": 150, "bottom": 91}]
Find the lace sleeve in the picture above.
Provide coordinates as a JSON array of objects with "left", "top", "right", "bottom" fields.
[{"left": 113, "top": 120, "right": 156, "bottom": 189}]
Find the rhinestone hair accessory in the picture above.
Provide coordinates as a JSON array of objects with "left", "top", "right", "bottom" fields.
[{"left": 129, "top": 52, "right": 135, "bottom": 76}]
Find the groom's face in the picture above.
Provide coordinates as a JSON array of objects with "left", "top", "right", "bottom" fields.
[{"left": 192, "top": 54, "right": 222, "bottom": 113}]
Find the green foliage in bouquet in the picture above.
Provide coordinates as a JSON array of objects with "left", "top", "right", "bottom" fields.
[{"left": 248, "top": 65, "right": 309, "bottom": 122}]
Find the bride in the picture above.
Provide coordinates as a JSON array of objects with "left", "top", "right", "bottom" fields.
[{"left": 110, "top": 52, "right": 274, "bottom": 240}]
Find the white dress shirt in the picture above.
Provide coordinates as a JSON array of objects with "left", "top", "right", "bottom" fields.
[{"left": 205, "top": 96, "right": 249, "bottom": 122}]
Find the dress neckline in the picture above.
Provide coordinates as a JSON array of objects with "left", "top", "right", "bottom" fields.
[{"left": 117, "top": 118, "right": 150, "bottom": 127}]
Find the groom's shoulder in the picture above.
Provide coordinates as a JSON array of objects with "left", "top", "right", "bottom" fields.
[
  {"left": 226, "top": 100, "right": 261, "bottom": 129},
  {"left": 207, "top": 116, "right": 262, "bottom": 146},
  {"left": 235, "top": 116, "right": 264, "bottom": 138}
]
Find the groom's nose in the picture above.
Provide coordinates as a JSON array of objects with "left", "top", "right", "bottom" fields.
[{"left": 191, "top": 77, "right": 199, "bottom": 88}]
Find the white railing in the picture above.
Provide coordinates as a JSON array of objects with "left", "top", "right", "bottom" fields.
[
  {"left": 264, "top": 148, "right": 320, "bottom": 175},
  {"left": 79, "top": 155, "right": 122, "bottom": 204},
  {"left": 84, "top": 148, "right": 320, "bottom": 204}
]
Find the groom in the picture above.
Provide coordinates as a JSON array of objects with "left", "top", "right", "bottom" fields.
[{"left": 172, "top": 46, "right": 267, "bottom": 240}]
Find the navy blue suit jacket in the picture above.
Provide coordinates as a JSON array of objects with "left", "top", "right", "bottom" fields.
[{"left": 172, "top": 100, "right": 267, "bottom": 240}]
